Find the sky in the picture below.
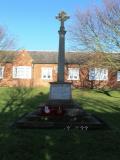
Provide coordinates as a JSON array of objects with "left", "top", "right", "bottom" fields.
[{"left": 0, "top": 0, "right": 103, "bottom": 51}]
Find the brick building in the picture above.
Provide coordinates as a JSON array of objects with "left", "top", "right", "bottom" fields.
[{"left": 0, "top": 50, "right": 120, "bottom": 88}]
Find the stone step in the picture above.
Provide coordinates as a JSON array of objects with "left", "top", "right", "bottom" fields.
[
  {"left": 14, "top": 104, "right": 109, "bottom": 130},
  {"left": 16, "top": 119, "right": 106, "bottom": 129}
]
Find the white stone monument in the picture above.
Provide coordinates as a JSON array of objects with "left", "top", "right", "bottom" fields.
[{"left": 49, "top": 11, "right": 72, "bottom": 101}]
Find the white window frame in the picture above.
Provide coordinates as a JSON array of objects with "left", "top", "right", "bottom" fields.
[
  {"left": 89, "top": 68, "right": 108, "bottom": 81},
  {"left": 41, "top": 67, "right": 52, "bottom": 80},
  {"left": 68, "top": 68, "right": 80, "bottom": 80},
  {"left": 13, "top": 66, "right": 32, "bottom": 79},
  {"left": 117, "top": 71, "right": 120, "bottom": 81},
  {"left": 0, "top": 67, "right": 4, "bottom": 79}
]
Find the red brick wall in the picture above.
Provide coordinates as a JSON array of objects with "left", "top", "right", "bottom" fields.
[
  {"left": 107, "top": 70, "right": 120, "bottom": 88},
  {"left": 0, "top": 63, "right": 13, "bottom": 87},
  {"left": 65, "top": 64, "right": 120, "bottom": 89},
  {"left": 12, "top": 50, "right": 33, "bottom": 87},
  {"left": 33, "top": 64, "right": 57, "bottom": 87},
  {"left": 0, "top": 51, "right": 120, "bottom": 88},
  {"left": 0, "top": 50, "right": 33, "bottom": 87}
]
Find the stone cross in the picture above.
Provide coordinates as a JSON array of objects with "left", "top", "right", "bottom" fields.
[{"left": 56, "top": 11, "right": 70, "bottom": 82}]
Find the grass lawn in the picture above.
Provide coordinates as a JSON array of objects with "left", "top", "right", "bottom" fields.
[{"left": 0, "top": 87, "right": 120, "bottom": 160}]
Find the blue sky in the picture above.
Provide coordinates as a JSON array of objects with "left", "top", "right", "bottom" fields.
[{"left": 0, "top": 0, "right": 102, "bottom": 51}]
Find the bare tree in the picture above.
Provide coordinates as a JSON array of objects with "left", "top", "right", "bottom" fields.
[
  {"left": 69, "top": 0, "right": 120, "bottom": 53},
  {"left": 0, "top": 25, "right": 14, "bottom": 50},
  {"left": 96, "top": 0, "right": 120, "bottom": 52},
  {"left": 68, "top": 0, "right": 120, "bottom": 89},
  {"left": 69, "top": 0, "right": 120, "bottom": 67},
  {"left": 0, "top": 25, "right": 15, "bottom": 63}
]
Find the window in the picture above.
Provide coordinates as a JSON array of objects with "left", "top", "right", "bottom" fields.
[
  {"left": 117, "top": 71, "right": 120, "bottom": 81},
  {"left": 41, "top": 67, "right": 52, "bottom": 80},
  {"left": 0, "top": 67, "right": 4, "bottom": 79},
  {"left": 13, "top": 66, "right": 32, "bottom": 79},
  {"left": 68, "top": 68, "right": 79, "bottom": 80},
  {"left": 89, "top": 68, "right": 108, "bottom": 81}
]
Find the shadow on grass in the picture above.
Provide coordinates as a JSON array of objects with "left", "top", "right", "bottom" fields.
[
  {"left": 94, "top": 89, "right": 120, "bottom": 98},
  {"left": 0, "top": 115, "right": 120, "bottom": 160},
  {"left": 75, "top": 95, "right": 120, "bottom": 130},
  {"left": 1, "top": 88, "right": 48, "bottom": 114},
  {"left": 0, "top": 87, "right": 49, "bottom": 127},
  {"left": 0, "top": 88, "right": 120, "bottom": 160},
  {"left": 95, "top": 89, "right": 112, "bottom": 97}
]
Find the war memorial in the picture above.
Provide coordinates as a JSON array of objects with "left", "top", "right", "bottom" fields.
[{"left": 15, "top": 11, "right": 107, "bottom": 130}]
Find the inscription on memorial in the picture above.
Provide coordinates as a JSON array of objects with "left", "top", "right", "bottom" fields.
[{"left": 49, "top": 84, "right": 71, "bottom": 100}]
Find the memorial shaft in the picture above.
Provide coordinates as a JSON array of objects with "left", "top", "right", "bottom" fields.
[
  {"left": 58, "top": 24, "right": 66, "bottom": 82},
  {"left": 56, "top": 11, "right": 69, "bottom": 83}
]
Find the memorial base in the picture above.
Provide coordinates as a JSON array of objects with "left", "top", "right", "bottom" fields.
[
  {"left": 14, "top": 105, "right": 109, "bottom": 130},
  {"left": 13, "top": 83, "right": 109, "bottom": 130}
]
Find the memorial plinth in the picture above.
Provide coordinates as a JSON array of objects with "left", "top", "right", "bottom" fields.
[{"left": 49, "top": 82, "right": 72, "bottom": 100}]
